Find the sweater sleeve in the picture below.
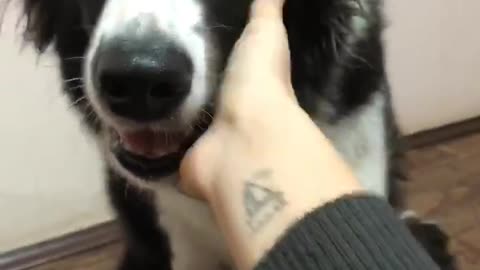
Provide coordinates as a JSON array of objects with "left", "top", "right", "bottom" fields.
[{"left": 254, "top": 195, "right": 440, "bottom": 270}]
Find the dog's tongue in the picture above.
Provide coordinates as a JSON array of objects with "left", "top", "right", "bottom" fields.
[{"left": 119, "top": 130, "right": 182, "bottom": 158}]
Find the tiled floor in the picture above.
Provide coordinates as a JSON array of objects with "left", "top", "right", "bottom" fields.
[{"left": 31, "top": 133, "right": 480, "bottom": 270}]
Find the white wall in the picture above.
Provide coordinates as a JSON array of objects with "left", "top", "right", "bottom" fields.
[
  {"left": 385, "top": 0, "right": 480, "bottom": 134},
  {"left": 0, "top": 5, "right": 112, "bottom": 252}
]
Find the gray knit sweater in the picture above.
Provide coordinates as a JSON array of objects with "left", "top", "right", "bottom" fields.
[{"left": 255, "top": 196, "right": 440, "bottom": 270}]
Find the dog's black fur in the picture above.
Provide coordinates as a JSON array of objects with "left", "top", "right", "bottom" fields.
[{"left": 12, "top": 0, "right": 455, "bottom": 269}]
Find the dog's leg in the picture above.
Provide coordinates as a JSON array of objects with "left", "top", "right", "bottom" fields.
[
  {"left": 401, "top": 211, "right": 458, "bottom": 270},
  {"left": 107, "top": 172, "right": 172, "bottom": 270}
]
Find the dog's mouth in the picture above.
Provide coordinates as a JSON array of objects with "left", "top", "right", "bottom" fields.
[{"left": 109, "top": 127, "right": 201, "bottom": 181}]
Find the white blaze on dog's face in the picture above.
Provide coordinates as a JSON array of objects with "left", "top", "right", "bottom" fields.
[
  {"left": 81, "top": 0, "right": 249, "bottom": 183},
  {"left": 86, "top": 0, "right": 211, "bottom": 126}
]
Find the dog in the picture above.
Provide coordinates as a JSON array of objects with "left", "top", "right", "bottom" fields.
[{"left": 13, "top": 0, "right": 456, "bottom": 269}]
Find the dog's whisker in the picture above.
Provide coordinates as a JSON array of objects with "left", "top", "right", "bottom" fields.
[
  {"left": 196, "top": 24, "right": 235, "bottom": 34},
  {"left": 201, "top": 109, "right": 214, "bottom": 121},
  {"left": 211, "top": 23, "right": 233, "bottom": 29},
  {"left": 67, "top": 85, "right": 85, "bottom": 91},
  {"left": 70, "top": 96, "right": 87, "bottom": 107},
  {"left": 64, "top": 77, "right": 84, "bottom": 83},
  {"left": 63, "top": 56, "right": 85, "bottom": 61},
  {"left": 194, "top": 121, "right": 209, "bottom": 132},
  {"left": 85, "top": 107, "right": 96, "bottom": 119}
]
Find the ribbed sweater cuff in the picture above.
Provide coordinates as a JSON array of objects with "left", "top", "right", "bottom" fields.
[{"left": 255, "top": 195, "right": 440, "bottom": 270}]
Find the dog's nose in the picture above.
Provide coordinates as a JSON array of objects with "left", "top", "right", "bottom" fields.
[{"left": 95, "top": 40, "right": 193, "bottom": 121}]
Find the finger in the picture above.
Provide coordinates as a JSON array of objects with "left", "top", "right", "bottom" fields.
[
  {"left": 224, "top": 0, "right": 290, "bottom": 87},
  {"left": 249, "top": 0, "right": 285, "bottom": 20}
]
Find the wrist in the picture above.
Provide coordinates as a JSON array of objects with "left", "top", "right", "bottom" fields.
[
  {"left": 207, "top": 175, "right": 296, "bottom": 270},
  {"left": 205, "top": 167, "right": 364, "bottom": 270}
]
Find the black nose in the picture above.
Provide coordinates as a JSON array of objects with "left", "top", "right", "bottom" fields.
[{"left": 95, "top": 41, "right": 193, "bottom": 122}]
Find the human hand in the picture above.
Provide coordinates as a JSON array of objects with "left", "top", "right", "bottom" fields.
[{"left": 179, "top": 0, "right": 363, "bottom": 268}]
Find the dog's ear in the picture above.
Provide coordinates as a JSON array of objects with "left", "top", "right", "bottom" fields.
[
  {"left": 21, "top": 0, "right": 82, "bottom": 52},
  {"left": 283, "top": 0, "right": 385, "bottom": 116},
  {"left": 22, "top": 0, "right": 63, "bottom": 52}
]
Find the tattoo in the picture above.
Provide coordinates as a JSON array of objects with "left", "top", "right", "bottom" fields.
[{"left": 244, "top": 170, "right": 286, "bottom": 232}]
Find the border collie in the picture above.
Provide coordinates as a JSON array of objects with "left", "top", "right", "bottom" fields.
[{"left": 12, "top": 0, "right": 455, "bottom": 269}]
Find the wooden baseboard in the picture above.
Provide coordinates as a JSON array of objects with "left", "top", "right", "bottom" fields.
[
  {"left": 0, "top": 221, "right": 122, "bottom": 270},
  {"left": 1, "top": 116, "right": 479, "bottom": 270},
  {"left": 406, "top": 116, "right": 480, "bottom": 148}
]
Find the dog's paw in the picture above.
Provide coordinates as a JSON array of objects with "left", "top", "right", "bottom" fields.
[{"left": 402, "top": 212, "right": 457, "bottom": 270}]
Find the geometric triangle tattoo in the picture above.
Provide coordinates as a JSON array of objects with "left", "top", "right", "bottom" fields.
[{"left": 244, "top": 171, "right": 286, "bottom": 232}]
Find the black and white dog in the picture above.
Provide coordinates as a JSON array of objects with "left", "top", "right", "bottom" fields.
[{"left": 14, "top": 0, "right": 455, "bottom": 269}]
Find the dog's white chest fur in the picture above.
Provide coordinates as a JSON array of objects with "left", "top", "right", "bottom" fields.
[
  {"left": 153, "top": 93, "right": 388, "bottom": 270},
  {"left": 154, "top": 184, "right": 231, "bottom": 270}
]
